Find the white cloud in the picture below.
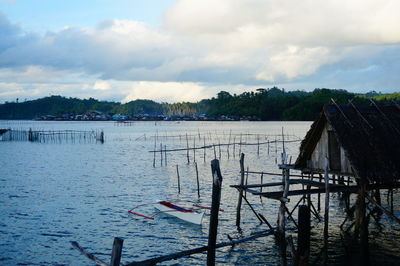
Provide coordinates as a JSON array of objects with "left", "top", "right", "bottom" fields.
[
  {"left": 123, "top": 81, "right": 208, "bottom": 103},
  {"left": 92, "top": 80, "right": 111, "bottom": 91},
  {"left": 1, "top": 1, "right": 400, "bottom": 102}
]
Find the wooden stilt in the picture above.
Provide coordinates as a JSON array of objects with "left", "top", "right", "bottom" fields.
[
  {"left": 236, "top": 153, "right": 245, "bottom": 228},
  {"left": 110, "top": 237, "right": 124, "bottom": 266},
  {"left": 357, "top": 179, "right": 369, "bottom": 265},
  {"left": 186, "top": 133, "right": 190, "bottom": 164},
  {"left": 203, "top": 137, "right": 206, "bottom": 163},
  {"left": 297, "top": 205, "right": 310, "bottom": 266},
  {"left": 207, "top": 159, "right": 223, "bottom": 266},
  {"left": 176, "top": 165, "right": 181, "bottom": 194},
  {"left": 323, "top": 165, "right": 329, "bottom": 263},
  {"left": 160, "top": 143, "right": 163, "bottom": 166},
  {"left": 195, "top": 162, "right": 200, "bottom": 198},
  {"left": 277, "top": 167, "right": 290, "bottom": 266},
  {"left": 164, "top": 145, "right": 167, "bottom": 166}
]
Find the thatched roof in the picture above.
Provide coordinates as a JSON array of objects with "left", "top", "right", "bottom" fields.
[{"left": 295, "top": 104, "right": 400, "bottom": 182}]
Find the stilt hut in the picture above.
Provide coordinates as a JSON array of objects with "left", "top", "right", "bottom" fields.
[
  {"left": 295, "top": 103, "right": 400, "bottom": 182},
  {"left": 293, "top": 103, "right": 400, "bottom": 263},
  {"left": 231, "top": 103, "right": 400, "bottom": 264}
]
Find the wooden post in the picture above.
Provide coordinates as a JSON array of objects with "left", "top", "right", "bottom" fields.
[
  {"left": 323, "top": 165, "right": 329, "bottom": 261},
  {"left": 213, "top": 144, "right": 217, "bottom": 159},
  {"left": 236, "top": 153, "right": 245, "bottom": 228},
  {"left": 176, "top": 165, "right": 181, "bottom": 194},
  {"left": 244, "top": 166, "right": 249, "bottom": 197},
  {"left": 195, "top": 162, "right": 200, "bottom": 198},
  {"left": 110, "top": 237, "right": 123, "bottom": 266},
  {"left": 297, "top": 205, "right": 310, "bottom": 265},
  {"left": 318, "top": 174, "right": 322, "bottom": 212},
  {"left": 277, "top": 167, "right": 290, "bottom": 266},
  {"left": 193, "top": 138, "right": 196, "bottom": 162},
  {"left": 164, "top": 145, "right": 167, "bottom": 166},
  {"left": 160, "top": 143, "right": 163, "bottom": 166},
  {"left": 356, "top": 179, "right": 369, "bottom": 264},
  {"left": 186, "top": 133, "right": 190, "bottom": 164},
  {"left": 260, "top": 172, "right": 264, "bottom": 201},
  {"left": 227, "top": 130, "right": 231, "bottom": 159},
  {"left": 218, "top": 139, "right": 221, "bottom": 159},
  {"left": 233, "top": 136, "right": 236, "bottom": 158},
  {"left": 99, "top": 130, "right": 104, "bottom": 143},
  {"left": 28, "top": 128, "right": 33, "bottom": 142},
  {"left": 203, "top": 137, "right": 206, "bottom": 163},
  {"left": 257, "top": 134, "right": 260, "bottom": 156},
  {"left": 207, "top": 159, "right": 223, "bottom": 266},
  {"left": 239, "top": 134, "right": 242, "bottom": 157}
]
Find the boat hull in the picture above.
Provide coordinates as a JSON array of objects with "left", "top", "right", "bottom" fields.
[{"left": 155, "top": 202, "right": 204, "bottom": 225}]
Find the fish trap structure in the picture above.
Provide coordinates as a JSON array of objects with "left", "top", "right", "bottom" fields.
[{"left": 0, "top": 128, "right": 104, "bottom": 143}]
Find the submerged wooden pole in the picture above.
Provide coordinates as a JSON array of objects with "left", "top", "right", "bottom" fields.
[
  {"left": 176, "top": 165, "right": 181, "bottom": 194},
  {"left": 202, "top": 137, "right": 206, "bottom": 162},
  {"left": 323, "top": 165, "right": 330, "bottom": 262},
  {"left": 186, "top": 133, "right": 190, "bottom": 164},
  {"left": 160, "top": 143, "right": 163, "bottom": 166},
  {"left": 193, "top": 138, "right": 196, "bottom": 162},
  {"left": 195, "top": 162, "right": 200, "bottom": 198},
  {"left": 233, "top": 136, "right": 236, "bottom": 158},
  {"left": 110, "top": 237, "right": 124, "bottom": 266},
  {"left": 236, "top": 153, "right": 245, "bottom": 228},
  {"left": 358, "top": 179, "right": 369, "bottom": 264},
  {"left": 164, "top": 145, "right": 167, "bottom": 166},
  {"left": 277, "top": 167, "right": 290, "bottom": 266},
  {"left": 297, "top": 205, "right": 310, "bottom": 265},
  {"left": 207, "top": 159, "right": 223, "bottom": 266}
]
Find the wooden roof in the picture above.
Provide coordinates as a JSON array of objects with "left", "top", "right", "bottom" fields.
[{"left": 295, "top": 104, "right": 400, "bottom": 182}]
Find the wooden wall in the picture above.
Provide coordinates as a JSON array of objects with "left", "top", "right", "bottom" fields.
[{"left": 308, "top": 123, "right": 353, "bottom": 174}]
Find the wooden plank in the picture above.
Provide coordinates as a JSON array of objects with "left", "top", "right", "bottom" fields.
[
  {"left": 231, "top": 179, "right": 347, "bottom": 189},
  {"left": 71, "top": 241, "right": 109, "bottom": 266},
  {"left": 125, "top": 230, "right": 274, "bottom": 266},
  {"left": 250, "top": 182, "right": 400, "bottom": 199}
]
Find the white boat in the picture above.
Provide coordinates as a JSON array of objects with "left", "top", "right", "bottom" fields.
[
  {"left": 128, "top": 200, "right": 205, "bottom": 225},
  {"left": 154, "top": 201, "right": 205, "bottom": 225}
]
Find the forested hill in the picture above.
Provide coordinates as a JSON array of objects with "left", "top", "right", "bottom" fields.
[{"left": 0, "top": 88, "right": 399, "bottom": 120}]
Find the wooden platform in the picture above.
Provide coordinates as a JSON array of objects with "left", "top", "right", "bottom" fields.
[{"left": 231, "top": 181, "right": 400, "bottom": 200}]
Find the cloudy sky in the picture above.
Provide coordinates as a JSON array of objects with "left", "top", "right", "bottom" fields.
[{"left": 0, "top": 0, "right": 399, "bottom": 103}]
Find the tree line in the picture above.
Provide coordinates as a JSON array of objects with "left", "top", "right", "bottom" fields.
[{"left": 0, "top": 87, "right": 399, "bottom": 120}]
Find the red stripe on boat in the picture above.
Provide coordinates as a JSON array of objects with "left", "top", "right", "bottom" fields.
[
  {"left": 128, "top": 210, "right": 155, "bottom": 220},
  {"left": 159, "top": 201, "right": 194, "bottom": 213}
]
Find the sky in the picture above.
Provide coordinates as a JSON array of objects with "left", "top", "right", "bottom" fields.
[{"left": 0, "top": 0, "right": 399, "bottom": 103}]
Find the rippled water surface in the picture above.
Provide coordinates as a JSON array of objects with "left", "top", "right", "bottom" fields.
[{"left": 0, "top": 121, "right": 399, "bottom": 265}]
